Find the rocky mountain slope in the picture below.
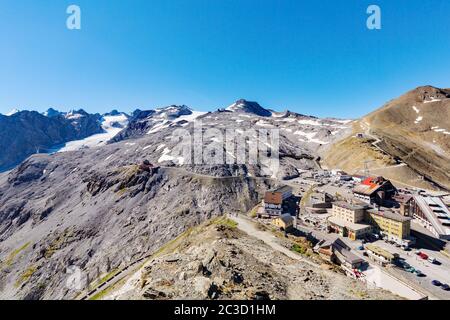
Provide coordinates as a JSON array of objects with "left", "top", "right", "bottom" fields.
[
  {"left": 111, "top": 101, "right": 351, "bottom": 180},
  {"left": 0, "top": 89, "right": 446, "bottom": 300},
  {"left": 323, "top": 86, "right": 450, "bottom": 190},
  {"left": 0, "top": 101, "right": 351, "bottom": 300},
  {"left": 104, "top": 218, "right": 400, "bottom": 300},
  {"left": 0, "top": 152, "right": 272, "bottom": 299},
  {"left": 226, "top": 99, "right": 273, "bottom": 117},
  {"left": 0, "top": 110, "right": 103, "bottom": 171}
]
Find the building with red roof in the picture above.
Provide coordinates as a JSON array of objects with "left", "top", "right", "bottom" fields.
[{"left": 353, "top": 176, "right": 397, "bottom": 206}]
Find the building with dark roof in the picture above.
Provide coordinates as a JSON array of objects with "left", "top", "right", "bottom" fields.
[
  {"left": 314, "top": 236, "right": 365, "bottom": 270},
  {"left": 393, "top": 194, "right": 415, "bottom": 217},
  {"left": 272, "top": 213, "right": 295, "bottom": 231},
  {"left": 353, "top": 176, "right": 397, "bottom": 205},
  {"left": 366, "top": 208, "right": 412, "bottom": 244},
  {"left": 261, "top": 186, "right": 293, "bottom": 216}
]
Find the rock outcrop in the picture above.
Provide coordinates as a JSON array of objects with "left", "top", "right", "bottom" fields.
[
  {"left": 0, "top": 110, "right": 103, "bottom": 171},
  {"left": 106, "top": 219, "right": 402, "bottom": 300}
]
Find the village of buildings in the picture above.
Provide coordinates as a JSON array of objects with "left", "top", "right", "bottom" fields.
[{"left": 254, "top": 169, "right": 450, "bottom": 300}]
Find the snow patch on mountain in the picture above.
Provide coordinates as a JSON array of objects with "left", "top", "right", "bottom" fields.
[
  {"left": 297, "top": 119, "right": 324, "bottom": 126},
  {"left": 415, "top": 116, "right": 423, "bottom": 124},
  {"left": 158, "top": 147, "right": 185, "bottom": 164},
  {"left": 294, "top": 131, "right": 328, "bottom": 144},
  {"left": 58, "top": 114, "right": 129, "bottom": 152},
  {"left": 5, "top": 108, "right": 20, "bottom": 116},
  {"left": 226, "top": 99, "right": 273, "bottom": 117},
  {"left": 423, "top": 97, "right": 442, "bottom": 104},
  {"left": 173, "top": 111, "right": 207, "bottom": 124}
]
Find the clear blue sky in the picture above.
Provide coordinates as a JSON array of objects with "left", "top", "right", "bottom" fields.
[{"left": 1, "top": 0, "right": 449, "bottom": 118}]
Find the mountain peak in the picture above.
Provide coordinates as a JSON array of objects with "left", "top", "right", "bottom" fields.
[
  {"left": 408, "top": 85, "right": 450, "bottom": 103},
  {"left": 103, "top": 109, "right": 129, "bottom": 117},
  {"left": 5, "top": 108, "right": 20, "bottom": 116},
  {"left": 104, "top": 109, "right": 121, "bottom": 116},
  {"left": 43, "top": 108, "right": 62, "bottom": 117},
  {"left": 155, "top": 105, "right": 193, "bottom": 119},
  {"left": 226, "top": 99, "right": 272, "bottom": 117},
  {"left": 65, "top": 109, "right": 89, "bottom": 120}
]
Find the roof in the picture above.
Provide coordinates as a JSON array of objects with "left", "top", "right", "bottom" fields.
[
  {"left": 277, "top": 213, "right": 294, "bottom": 224},
  {"left": 367, "top": 209, "right": 412, "bottom": 223},
  {"left": 264, "top": 192, "right": 282, "bottom": 205},
  {"left": 394, "top": 194, "right": 414, "bottom": 204},
  {"left": 317, "top": 236, "right": 351, "bottom": 251},
  {"left": 414, "top": 195, "right": 450, "bottom": 237},
  {"left": 353, "top": 176, "right": 393, "bottom": 196},
  {"left": 335, "top": 247, "right": 364, "bottom": 264},
  {"left": 365, "top": 244, "right": 396, "bottom": 260},
  {"left": 353, "top": 184, "right": 382, "bottom": 196},
  {"left": 269, "top": 186, "right": 292, "bottom": 194},
  {"left": 265, "top": 186, "right": 292, "bottom": 204},
  {"left": 318, "top": 236, "right": 363, "bottom": 264},
  {"left": 362, "top": 176, "right": 383, "bottom": 186},
  {"left": 328, "top": 216, "right": 372, "bottom": 232},
  {"left": 333, "top": 201, "right": 367, "bottom": 211}
]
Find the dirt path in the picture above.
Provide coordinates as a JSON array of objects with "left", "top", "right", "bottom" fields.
[{"left": 228, "top": 214, "right": 320, "bottom": 268}]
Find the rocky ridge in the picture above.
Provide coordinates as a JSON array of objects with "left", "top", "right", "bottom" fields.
[{"left": 106, "top": 218, "right": 401, "bottom": 300}]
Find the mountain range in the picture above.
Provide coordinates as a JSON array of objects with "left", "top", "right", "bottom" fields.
[
  {"left": 0, "top": 109, "right": 129, "bottom": 171},
  {"left": 0, "top": 86, "right": 449, "bottom": 299}
]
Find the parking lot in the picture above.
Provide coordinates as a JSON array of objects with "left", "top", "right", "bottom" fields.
[
  {"left": 350, "top": 239, "right": 450, "bottom": 299},
  {"left": 288, "top": 173, "right": 450, "bottom": 299}
]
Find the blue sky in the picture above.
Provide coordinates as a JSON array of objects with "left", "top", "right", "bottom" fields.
[{"left": 0, "top": 0, "right": 449, "bottom": 118}]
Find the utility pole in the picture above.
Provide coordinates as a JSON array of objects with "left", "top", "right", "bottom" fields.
[{"left": 364, "top": 160, "right": 374, "bottom": 177}]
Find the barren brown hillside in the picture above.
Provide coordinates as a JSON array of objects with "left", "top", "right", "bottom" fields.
[{"left": 323, "top": 86, "right": 450, "bottom": 190}]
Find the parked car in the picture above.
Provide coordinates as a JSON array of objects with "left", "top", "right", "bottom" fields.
[
  {"left": 415, "top": 270, "right": 425, "bottom": 277},
  {"left": 432, "top": 280, "right": 442, "bottom": 286},
  {"left": 441, "top": 284, "right": 450, "bottom": 291},
  {"left": 428, "top": 257, "right": 438, "bottom": 264},
  {"left": 419, "top": 253, "right": 429, "bottom": 260},
  {"left": 358, "top": 245, "right": 365, "bottom": 251},
  {"left": 406, "top": 267, "right": 416, "bottom": 273}
]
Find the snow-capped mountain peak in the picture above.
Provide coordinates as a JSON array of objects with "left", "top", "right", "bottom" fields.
[
  {"left": 5, "top": 108, "right": 20, "bottom": 116},
  {"left": 101, "top": 113, "right": 129, "bottom": 130},
  {"left": 65, "top": 109, "right": 89, "bottom": 120},
  {"left": 154, "top": 105, "right": 193, "bottom": 120}
]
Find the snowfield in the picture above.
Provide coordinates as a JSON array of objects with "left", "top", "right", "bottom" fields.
[
  {"left": 58, "top": 114, "right": 129, "bottom": 152},
  {"left": 147, "top": 111, "right": 206, "bottom": 134},
  {"left": 294, "top": 130, "right": 328, "bottom": 144}
]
